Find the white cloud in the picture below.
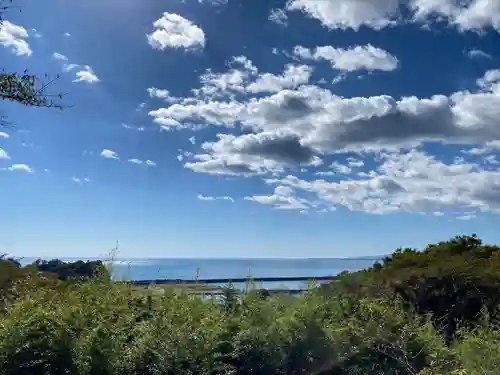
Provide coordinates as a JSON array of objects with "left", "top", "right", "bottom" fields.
[
  {"left": 194, "top": 56, "right": 258, "bottom": 99},
  {"left": 31, "top": 29, "right": 42, "bottom": 38},
  {"left": 0, "top": 132, "right": 9, "bottom": 139},
  {"left": 265, "top": 149, "right": 500, "bottom": 215},
  {"left": 154, "top": 117, "right": 185, "bottom": 130},
  {"left": 73, "top": 65, "right": 100, "bottom": 84},
  {"left": 122, "top": 124, "right": 145, "bottom": 132},
  {"left": 147, "top": 87, "right": 182, "bottom": 103},
  {"left": 64, "top": 32, "right": 71, "bottom": 37},
  {"left": 128, "top": 158, "right": 157, "bottom": 167},
  {"left": 410, "top": 0, "right": 500, "bottom": 32},
  {"left": 101, "top": 149, "right": 120, "bottom": 160},
  {"left": 189, "top": 136, "right": 196, "bottom": 145},
  {"left": 462, "top": 140, "right": 500, "bottom": 156},
  {"left": 476, "top": 69, "right": 500, "bottom": 88},
  {"left": 0, "top": 21, "right": 32, "bottom": 56},
  {"left": 153, "top": 68, "right": 500, "bottom": 157},
  {"left": 136, "top": 102, "right": 146, "bottom": 112},
  {"left": 7, "top": 164, "right": 34, "bottom": 173},
  {"left": 147, "top": 13, "right": 205, "bottom": 50},
  {"left": 148, "top": 87, "right": 170, "bottom": 99},
  {"left": 57, "top": 59, "right": 99, "bottom": 84},
  {"left": 286, "top": 0, "right": 400, "bottom": 30},
  {"left": 0, "top": 147, "right": 10, "bottom": 160},
  {"left": 72, "top": 176, "right": 90, "bottom": 184},
  {"left": 149, "top": 60, "right": 500, "bottom": 218},
  {"left": 62, "top": 63, "right": 79, "bottom": 72},
  {"left": 467, "top": 49, "right": 491, "bottom": 59},
  {"left": 53, "top": 52, "right": 68, "bottom": 61},
  {"left": 245, "top": 185, "right": 310, "bottom": 210},
  {"left": 293, "top": 44, "right": 399, "bottom": 72},
  {"left": 247, "top": 64, "right": 313, "bottom": 93},
  {"left": 347, "top": 157, "right": 364, "bottom": 168},
  {"left": 269, "top": 8, "right": 288, "bottom": 26},
  {"left": 185, "top": 131, "right": 322, "bottom": 176},
  {"left": 197, "top": 194, "right": 234, "bottom": 202}
]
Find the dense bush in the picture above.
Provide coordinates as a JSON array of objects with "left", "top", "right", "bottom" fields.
[
  {"left": 358, "top": 234, "right": 500, "bottom": 341},
  {"left": 1, "top": 234, "right": 500, "bottom": 374}
]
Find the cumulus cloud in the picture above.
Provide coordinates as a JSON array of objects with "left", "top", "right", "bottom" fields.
[
  {"left": 293, "top": 44, "right": 399, "bottom": 72},
  {"left": 152, "top": 68, "right": 500, "bottom": 158},
  {"left": 73, "top": 65, "right": 100, "bottom": 84},
  {"left": 0, "top": 21, "right": 32, "bottom": 56},
  {"left": 245, "top": 185, "right": 310, "bottom": 210},
  {"left": 6, "top": 164, "right": 34, "bottom": 173},
  {"left": 101, "top": 149, "right": 120, "bottom": 160},
  {"left": 462, "top": 140, "right": 500, "bottom": 156},
  {"left": 0, "top": 132, "right": 9, "bottom": 139},
  {"left": 410, "top": 0, "right": 500, "bottom": 32},
  {"left": 149, "top": 55, "right": 500, "bottom": 217},
  {"left": 286, "top": 0, "right": 500, "bottom": 32},
  {"left": 185, "top": 132, "right": 322, "bottom": 176},
  {"left": 147, "top": 13, "right": 205, "bottom": 50},
  {"left": 265, "top": 149, "right": 500, "bottom": 215},
  {"left": 147, "top": 87, "right": 182, "bottom": 103},
  {"left": 269, "top": 8, "right": 288, "bottom": 26},
  {"left": 286, "top": 0, "right": 400, "bottom": 30},
  {"left": 247, "top": 64, "right": 313, "bottom": 93},
  {"left": 198, "top": 194, "right": 234, "bottom": 202},
  {"left": 54, "top": 56, "right": 100, "bottom": 84},
  {"left": 193, "top": 56, "right": 258, "bottom": 99},
  {"left": 0, "top": 147, "right": 10, "bottom": 160}
]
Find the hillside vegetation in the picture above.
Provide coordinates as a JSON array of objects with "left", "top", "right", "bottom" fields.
[{"left": 1, "top": 235, "right": 500, "bottom": 374}]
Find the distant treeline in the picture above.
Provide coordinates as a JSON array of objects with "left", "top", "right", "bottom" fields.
[{"left": 0, "top": 256, "right": 108, "bottom": 281}]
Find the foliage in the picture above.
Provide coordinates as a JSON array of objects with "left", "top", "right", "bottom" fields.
[
  {"left": 1, "top": 235, "right": 500, "bottom": 374},
  {"left": 357, "top": 234, "right": 500, "bottom": 341},
  {"left": 33, "top": 259, "right": 110, "bottom": 281},
  {"left": 0, "top": 71, "right": 64, "bottom": 109}
]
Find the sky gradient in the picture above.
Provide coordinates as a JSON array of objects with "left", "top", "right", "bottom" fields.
[{"left": 1, "top": 0, "right": 500, "bottom": 258}]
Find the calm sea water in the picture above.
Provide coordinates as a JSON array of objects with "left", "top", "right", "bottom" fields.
[{"left": 21, "top": 257, "right": 380, "bottom": 289}]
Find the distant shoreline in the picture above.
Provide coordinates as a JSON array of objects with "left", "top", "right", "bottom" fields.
[{"left": 128, "top": 275, "right": 340, "bottom": 285}]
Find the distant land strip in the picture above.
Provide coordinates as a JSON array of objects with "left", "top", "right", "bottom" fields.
[{"left": 128, "top": 275, "right": 340, "bottom": 285}]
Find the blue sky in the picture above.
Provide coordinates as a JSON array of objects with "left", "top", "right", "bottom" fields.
[{"left": 1, "top": 0, "right": 500, "bottom": 258}]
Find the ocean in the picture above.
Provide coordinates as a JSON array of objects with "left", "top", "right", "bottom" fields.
[{"left": 21, "top": 257, "right": 380, "bottom": 290}]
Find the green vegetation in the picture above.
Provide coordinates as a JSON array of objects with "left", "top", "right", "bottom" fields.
[{"left": 2, "top": 235, "right": 500, "bottom": 374}]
